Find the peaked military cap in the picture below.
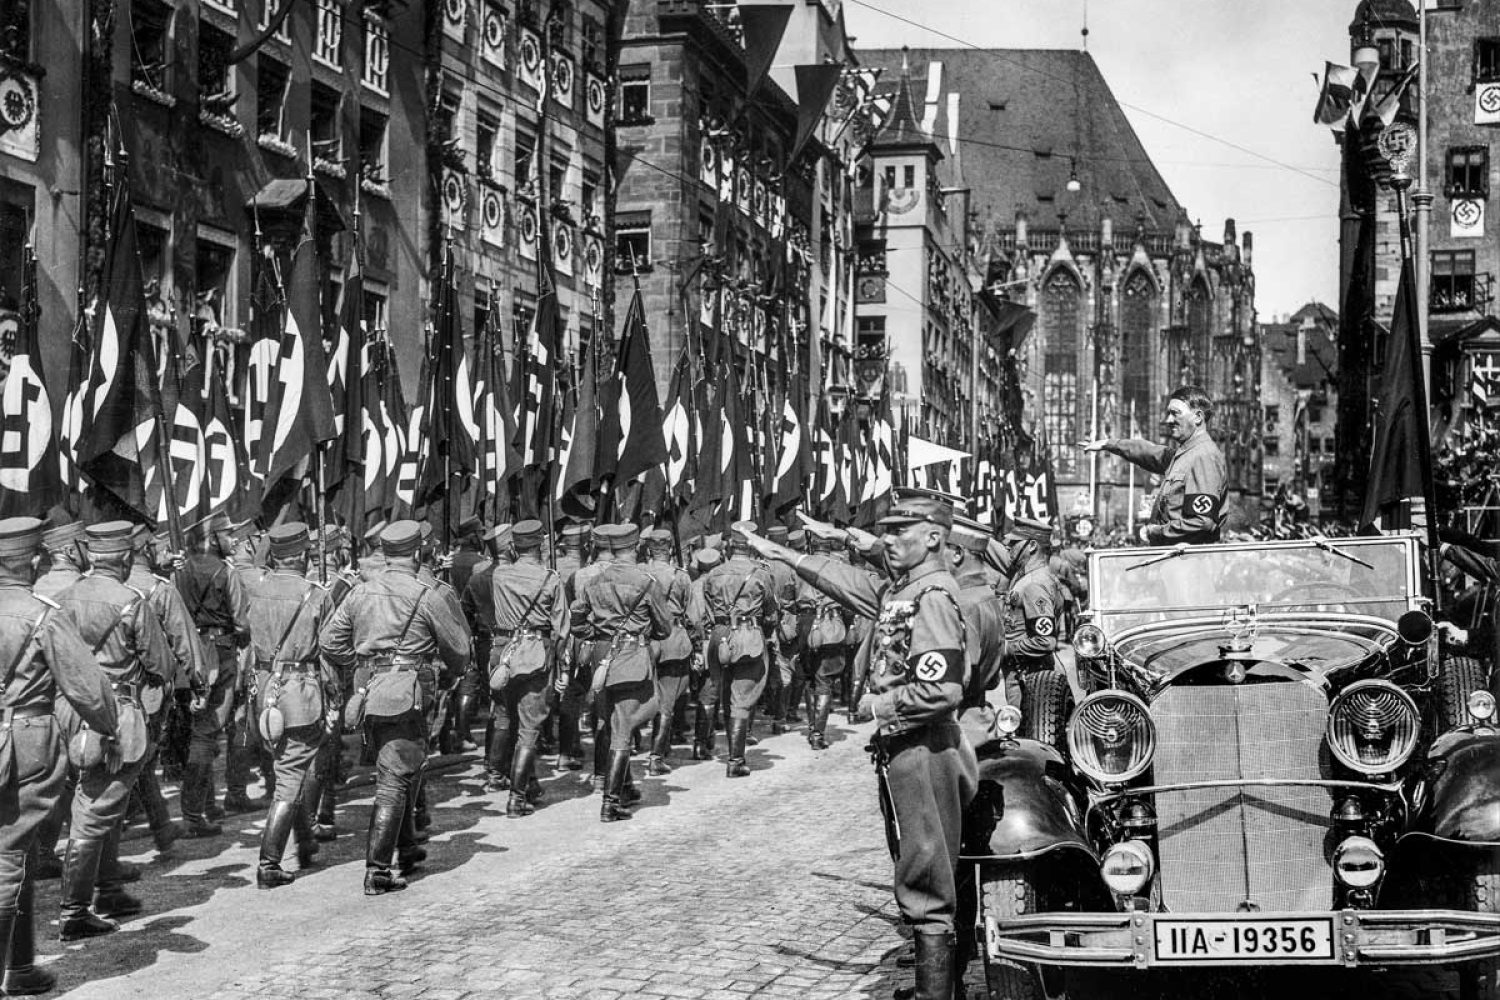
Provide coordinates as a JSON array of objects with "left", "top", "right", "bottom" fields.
[
  {"left": 457, "top": 515, "right": 483, "bottom": 537},
  {"left": 1004, "top": 515, "right": 1054, "bottom": 542},
  {"left": 85, "top": 520, "right": 136, "bottom": 554},
  {"left": 41, "top": 521, "right": 85, "bottom": 552},
  {"left": 765, "top": 525, "right": 789, "bottom": 544},
  {"left": 228, "top": 518, "right": 258, "bottom": 542},
  {"left": 693, "top": 547, "right": 723, "bottom": 572},
  {"left": 269, "top": 522, "right": 310, "bottom": 558},
  {"left": 877, "top": 496, "right": 954, "bottom": 530},
  {"left": 512, "top": 520, "right": 544, "bottom": 550},
  {"left": 484, "top": 522, "right": 513, "bottom": 543},
  {"left": 787, "top": 529, "right": 806, "bottom": 550},
  {"left": 418, "top": 522, "right": 434, "bottom": 542},
  {"left": 0, "top": 517, "right": 44, "bottom": 558},
  {"left": 642, "top": 527, "right": 673, "bottom": 547},
  {"left": 949, "top": 515, "right": 994, "bottom": 554},
  {"left": 597, "top": 523, "right": 640, "bottom": 553},
  {"left": 728, "top": 521, "right": 758, "bottom": 545},
  {"left": 380, "top": 520, "right": 423, "bottom": 557},
  {"left": 364, "top": 520, "right": 388, "bottom": 544},
  {"left": 559, "top": 523, "right": 589, "bottom": 545},
  {"left": 589, "top": 523, "right": 610, "bottom": 546}
]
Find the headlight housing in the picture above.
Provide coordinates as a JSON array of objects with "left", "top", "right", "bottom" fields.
[
  {"left": 1326, "top": 680, "right": 1420, "bottom": 775},
  {"left": 1072, "top": 623, "right": 1106, "bottom": 659},
  {"left": 1067, "top": 691, "right": 1155, "bottom": 784}
]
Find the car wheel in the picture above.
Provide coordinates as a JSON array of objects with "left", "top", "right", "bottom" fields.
[
  {"left": 1437, "top": 654, "right": 1491, "bottom": 731},
  {"left": 1460, "top": 859, "right": 1500, "bottom": 1000},
  {"left": 1020, "top": 669, "right": 1072, "bottom": 755},
  {"left": 980, "top": 865, "right": 1065, "bottom": 1000}
]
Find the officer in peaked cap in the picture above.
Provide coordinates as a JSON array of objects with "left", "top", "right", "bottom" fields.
[
  {"left": 245, "top": 523, "right": 338, "bottom": 888},
  {"left": 35, "top": 522, "right": 87, "bottom": 601},
  {"left": 53, "top": 521, "right": 176, "bottom": 942},
  {"left": 570, "top": 523, "right": 670, "bottom": 821},
  {"left": 176, "top": 508, "right": 254, "bottom": 835},
  {"left": 995, "top": 515, "right": 1062, "bottom": 702},
  {"left": 318, "top": 520, "right": 471, "bottom": 895},
  {"left": 686, "top": 521, "right": 778, "bottom": 777},
  {"left": 485, "top": 520, "right": 568, "bottom": 814},
  {"left": 639, "top": 528, "right": 692, "bottom": 775},
  {"left": 742, "top": 494, "right": 977, "bottom": 1000},
  {"left": 0, "top": 519, "right": 118, "bottom": 990}
]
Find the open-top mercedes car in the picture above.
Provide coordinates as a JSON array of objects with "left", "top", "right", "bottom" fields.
[{"left": 967, "top": 533, "right": 1500, "bottom": 999}]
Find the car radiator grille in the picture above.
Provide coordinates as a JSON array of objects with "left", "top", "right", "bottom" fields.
[{"left": 1152, "top": 683, "right": 1333, "bottom": 913}]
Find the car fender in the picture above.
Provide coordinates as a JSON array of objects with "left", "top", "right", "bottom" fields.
[
  {"left": 961, "top": 738, "right": 1097, "bottom": 863},
  {"left": 1405, "top": 729, "right": 1500, "bottom": 847}
]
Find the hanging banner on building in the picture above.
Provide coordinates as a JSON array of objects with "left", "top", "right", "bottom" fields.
[
  {"left": 736, "top": 165, "right": 752, "bottom": 216},
  {"left": 554, "top": 220, "right": 575, "bottom": 275},
  {"left": 586, "top": 73, "right": 606, "bottom": 130},
  {"left": 1452, "top": 198, "right": 1485, "bottom": 238},
  {"left": 0, "top": 70, "right": 39, "bottom": 163},
  {"left": 443, "top": 0, "right": 468, "bottom": 40},
  {"left": 518, "top": 28, "right": 544, "bottom": 93},
  {"left": 441, "top": 169, "right": 468, "bottom": 230},
  {"left": 552, "top": 53, "right": 575, "bottom": 109},
  {"left": 753, "top": 178, "right": 768, "bottom": 229},
  {"left": 518, "top": 203, "right": 539, "bottom": 260},
  {"left": 1477, "top": 83, "right": 1500, "bottom": 125},
  {"left": 719, "top": 148, "right": 735, "bottom": 203},
  {"left": 700, "top": 138, "right": 719, "bottom": 190},
  {"left": 699, "top": 286, "right": 715, "bottom": 327},
  {"left": 583, "top": 234, "right": 603, "bottom": 286},
  {"left": 480, "top": 187, "right": 505, "bottom": 247},
  {"left": 481, "top": 2, "right": 507, "bottom": 70}
]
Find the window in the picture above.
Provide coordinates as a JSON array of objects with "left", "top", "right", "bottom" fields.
[
  {"left": 1324, "top": 437, "right": 1337, "bottom": 454},
  {"left": 1308, "top": 404, "right": 1324, "bottom": 424},
  {"left": 1186, "top": 280, "right": 1212, "bottom": 384},
  {"left": 359, "top": 107, "right": 388, "bottom": 185},
  {"left": 1308, "top": 437, "right": 1322, "bottom": 455},
  {"left": 131, "top": 0, "right": 173, "bottom": 93},
  {"left": 195, "top": 228, "right": 237, "bottom": 332},
  {"left": 1478, "top": 38, "right": 1500, "bottom": 83},
  {"left": 582, "top": 171, "right": 599, "bottom": 227},
  {"left": 311, "top": 82, "right": 343, "bottom": 160},
  {"left": 1120, "top": 270, "right": 1155, "bottom": 428},
  {"left": 581, "top": 15, "right": 602, "bottom": 68},
  {"left": 615, "top": 212, "right": 651, "bottom": 272},
  {"left": 136, "top": 221, "right": 169, "bottom": 291},
  {"left": 437, "top": 87, "right": 463, "bottom": 169},
  {"left": 363, "top": 14, "right": 390, "bottom": 94},
  {"left": 1446, "top": 146, "right": 1488, "bottom": 200},
  {"left": 315, "top": 0, "right": 343, "bottom": 69},
  {"left": 257, "top": 58, "right": 290, "bottom": 141},
  {"left": 0, "top": 3, "right": 30, "bottom": 62},
  {"left": 1264, "top": 438, "right": 1280, "bottom": 457},
  {"left": 1041, "top": 270, "right": 1081, "bottom": 477},
  {"left": 1265, "top": 404, "right": 1280, "bottom": 429},
  {"left": 1432, "top": 249, "right": 1477, "bottom": 312},
  {"left": 198, "top": 25, "right": 236, "bottom": 113},
  {"left": 903, "top": 165, "right": 915, "bottom": 188},
  {"left": 260, "top": 0, "right": 292, "bottom": 42},
  {"left": 0, "top": 193, "right": 30, "bottom": 324},
  {"left": 515, "top": 128, "right": 536, "bottom": 185},
  {"left": 619, "top": 65, "right": 651, "bottom": 124},
  {"left": 549, "top": 157, "right": 567, "bottom": 203},
  {"left": 476, "top": 110, "right": 501, "bottom": 182}
]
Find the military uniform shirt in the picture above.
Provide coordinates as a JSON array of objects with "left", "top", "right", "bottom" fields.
[
  {"left": 461, "top": 560, "right": 499, "bottom": 635},
  {"left": 55, "top": 573, "right": 176, "bottom": 687},
  {"left": 177, "top": 552, "right": 252, "bottom": 641},
  {"left": 33, "top": 564, "right": 83, "bottom": 602},
  {"left": 570, "top": 563, "right": 671, "bottom": 644},
  {"left": 1105, "top": 430, "right": 1228, "bottom": 544},
  {"left": 319, "top": 563, "right": 472, "bottom": 680},
  {"left": 688, "top": 556, "right": 778, "bottom": 635},
  {"left": 1000, "top": 565, "right": 1061, "bottom": 664},
  {"left": 246, "top": 570, "right": 333, "bottom": 666},
  {"left": 0, "top": 582, "right": 118, "bottom": 732},
  {"left": 492, "top": 559, "right": 569, "bottom": 637},
  {"left": 128, "top": 565, "right": 208, "bottom": 690}
]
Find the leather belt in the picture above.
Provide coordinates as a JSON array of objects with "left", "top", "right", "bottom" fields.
[
  {"left": 0, "top": 704, "right": 52, "bottom": 723},
  {"left": 495, "top": 627, "right": 551, "bottom": 640},
  {"left": 255, "top": 658, "right": 319, "bottom": 673},
  {"left": 358, "top": 655, "right": 428, "bottom": 674},
  {"left": 110, "top": 680, "right": 141, "bottom": 703}
]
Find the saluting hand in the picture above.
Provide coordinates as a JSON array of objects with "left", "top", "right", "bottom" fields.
[{"left": 1078, "top": 438, "right": 1109, "bottom": 453}]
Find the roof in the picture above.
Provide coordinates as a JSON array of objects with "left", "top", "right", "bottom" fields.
[
  {"left": 1261, "top": 301, "right": 1339, "bottom": 388},
  {"left": 870, "top": 55, "right": 940, "bottom": 154},
  {"left": 860, "top": 48, "right": 1184, "bottom": 232},
  {"left": 1351, "top": 0, "right": 1418, "bottom": 35}
]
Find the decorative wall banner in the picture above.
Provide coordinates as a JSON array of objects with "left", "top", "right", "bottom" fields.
[
  {"left": 552, "top": 53, "right": 575, "bottom": 108},
  {"left": 444, "top": 0, "right": 467, "bottom": 40},
  {"left": 700, "top": 138, "right": 719, "bottom": 189},
  {"left": 586, "top": 73, "right": 606, "bottom": 130},
  {"left": 736, "top": 165, "right": 752, "bottom": 215},
  {"left": 583, "top": 234, "right": 603, "bottom": 284},
  {"left": 554, "top": 220, "right": 575, "bottom": 274},
  {"left": 519, "top": 29, "right": 544, "bottom": 92},
  {"left": 480, "top": 188, "right": 505, "bottom": 246},
  {"left": 719, "top": 149, "right": 735, "bottom": 202},
  {"left": 519, "top": 203, "right": 539, "bottom": 260},
  {"left": 0, "top": 70, "right": 39, "bottom": 163},
  {"left": 1452, "top": 197, "right": 1486, "bottom": 239},
  {"left": 700, "top": 286, "right": 715, "bottom": 327},
  {"left": 1477, "top": 83, "right": 1500, "bottom": 126},
  {"left": 441, "top": 169, "right": 468, "bottom": 228},
  {"left": 481, "top": 3, "right": 507, "bottom": 70}
]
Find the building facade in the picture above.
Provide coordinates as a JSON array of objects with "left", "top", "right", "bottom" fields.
[
  {"left": 1260, "top": 302, "right": 1339, "bottom": 520},
  {"left": 861, "top": 47, "right": 1261, "bottom": 530}
]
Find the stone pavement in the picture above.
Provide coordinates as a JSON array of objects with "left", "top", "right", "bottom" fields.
[{"left": 35, "top": 715, "right": 1460, "bottom": 1000}]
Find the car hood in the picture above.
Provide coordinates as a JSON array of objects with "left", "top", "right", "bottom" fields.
[{"left": 1110, "top": 617, "right": 1394, "bottom": 695}]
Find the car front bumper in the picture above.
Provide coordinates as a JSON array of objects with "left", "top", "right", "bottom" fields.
[{"left": 985, "top": 908, "right": 1500, "bottom": 969}]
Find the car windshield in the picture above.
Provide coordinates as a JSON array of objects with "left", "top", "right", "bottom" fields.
[{"left": 1089, "top": 536, "right": 1418, "bottom": 630}]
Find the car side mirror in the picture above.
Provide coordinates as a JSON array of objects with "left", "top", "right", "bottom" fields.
[{"left": 1397, "top": 610, "right": 1433, "bottom": 645}]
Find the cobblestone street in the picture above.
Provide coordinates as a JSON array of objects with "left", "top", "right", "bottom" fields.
[{"left": 30, "top": 717, "right": 1460, "bottom": 1000}]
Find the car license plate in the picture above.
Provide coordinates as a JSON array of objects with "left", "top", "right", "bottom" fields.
[{"left": 1154, "top": 917, "right": 1335, "bottom": 964}]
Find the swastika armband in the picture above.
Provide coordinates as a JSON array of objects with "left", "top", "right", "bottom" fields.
[
  {"left": 907, "top": 648, "right": 963, "bottom": 685},
  {"left": 1185, "top": 493, "right": 1220, "bottom": 518},
  {"left": 1026, "top": 615, "right": 1057, "bottom": 638}
]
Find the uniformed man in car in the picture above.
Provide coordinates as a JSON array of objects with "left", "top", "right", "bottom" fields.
[
  {"left": 742, "top": 497, "right": 978, "bottom": 1000},
  {"left": 1082, "top": 384, "right": 1228, "bottom": 545}
]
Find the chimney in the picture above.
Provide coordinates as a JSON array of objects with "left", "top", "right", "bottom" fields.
[
  {"left": 1223, "top": 218, "right": 1238, "bottom": 263},
  {"left": 1242, "top": 231, "right": 1253, "bottom": 267},
  {"left": 1015, "top": 208, "right": 1029, "bottom": 247}
]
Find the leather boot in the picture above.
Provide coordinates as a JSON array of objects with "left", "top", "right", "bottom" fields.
[
  {"left": 363, "top": 804, "right": 407, "bottom": 895},
  {"left": 621, "top": 759, "right": 641, "bottom": 804},
  {"left": 769, "top": 686, "right": 787, "bottom": 734},
  {"left": 808, "top": 692, "right": 833, "bottom": 750},
  {"left": 485, "top": 728, "right": 516, "bottom": 793},
  {"left": 691, "top": 707, "right": 714, "bottom": 760},
  {"left": 180, "top": 761, "right": 222, "bottom": 838},
  {"left": 454, "top": 694, "right": 478, "bottom": 752},
  {"left": 506, "top": 747, "right": 538, "bottom": 817},
  {"left": 92, "top": 826, "right": 141, "bottom": 919},
  {"left": 312, "top": 781, "right": 338, "bottom": 842},
  {"left": 4, "top": 868, "right": 52, "bottom": 996},
  {"left": 58, "top": 840, "right": 115, "bottom": 941},
  {"left": 256, "top": 800, "right": 298, "bottom": 889},
  {"left": 912, "top": 930, "right": 956, "bottom": 1000},
  {"left": 726, "top": 718, "right": 751, "bottom": 778},
  {"left": 646, "top": 718, "right": 673, "bottom": 775},
  {"left": 600, "top": 750, "right": 633, "bottom": 823},
  {"left": 295, "top": 776, "right": 321, "bottom": 868}
]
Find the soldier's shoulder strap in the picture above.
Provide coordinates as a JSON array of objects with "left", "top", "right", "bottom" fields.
[
  {"left": 1, "top": 603, "right": 51, "bottom": 700},
  {"left": 33, "top": 593, "right": 59, "bottom": 611},
  {"left": 912, "top": 583, "right": 967, "bottom": 647}
]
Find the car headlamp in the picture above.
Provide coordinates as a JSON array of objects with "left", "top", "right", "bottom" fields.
[
  {"left": 1327, "top": 680, "right": 1420, "bottom": 775},
  {"left": 1067, "top": 691, "right": 1155, "bottom": 784},
  {"left": 995, "top": 704, "right": 1023, "bottom": 736},
  {"left": 1468, "top": 690, "right": 1497, "bottom": 723},
  {"left": 1332, "top": 836, "right": 1385, "bottom": 889},
  {"left": 1072, "top": 623, "right": 1106, "bottom": 659},
  {"left": 1101, "top": 840, "right": 1155, "bottom": 895}
]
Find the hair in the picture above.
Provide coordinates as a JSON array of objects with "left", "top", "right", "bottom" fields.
[{"left": 1168, "top": 384, "right": 1214, "bottom": 421}]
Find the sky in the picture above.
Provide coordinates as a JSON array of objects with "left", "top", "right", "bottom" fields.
[{"left": 842, "top": 0, "right": 1356, "bottom": 321}]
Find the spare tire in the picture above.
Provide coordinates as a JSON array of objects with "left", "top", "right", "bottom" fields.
[{"left": 1020, "top": 668, "right": 1072, "bottom": 754}]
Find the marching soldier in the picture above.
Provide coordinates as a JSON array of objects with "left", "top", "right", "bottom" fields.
[
  {"left": 447, "top": 517, "right": 487, "bottom": 755},
  {"left": 640, "top": 528, "right": 692, "bottom": 775},
  {"left": 462, "top": 524, "right": 509, "bottom": 788},
  {"left": 54, "top": 521, "right": 177, "bottom": 941},
  {"left": 948, "top": 517, "right": 1009, "bottom": 741},
  {"left": 319, "top": 521, "right": 471, "bottom": 895},
  {"left": 0, "top": 518, "right": 119, "bottom": 992},
  {"left": 686, "top": 546, "right": 723, "bottom": 760},
  {"left": 35, "top": 522, "right": 87, "bottom": 600},
  {"left": 358, "top": 521, "right": 388, "bottom": 582},
  {"left": 486, "top": 521, "right": 567, "bottom": 816},
  {"left": 798, "top": 533, "right": 853, "bottom": 751},
  {"left": 549, "top": 523, "right": 589, "bottom": 770},
  {"left": 175, "top": 513, "right": 252, "bottom": 835},
  {"left": 744, "top": 496, "right": 978, "bottom": 1000},
  {"left": 996, "top": 516, "right": 1062, "bottom": 709},
  {"left": 689, "top": 522, "right": 777, "bottom": 778},
  {"left": 246, "top": 524, "right": 338, "bottom": 888},
  {"left": 761, "top": 526, "right": 803, "bottom": 735},
  {"left": 570, "top": 524, "right": 671, "bottom": 822},
  {"left": 449, "top": 516, "right": 485, "bottom": 597},
  {"left": 1082, "top": 384, "right": 1228, "bottom": 545}
]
